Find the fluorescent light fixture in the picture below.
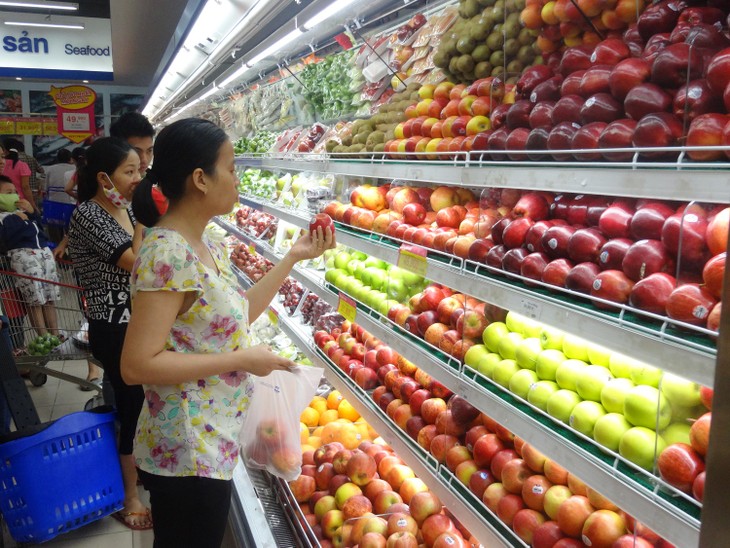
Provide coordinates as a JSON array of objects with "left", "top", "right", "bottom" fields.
[
  {"left": 303, "top": 0, "right": 358, "bottom": 30},
  {"left": 4, "top": 20, "right": 84, "bottom": 29},
  {"left": 0, "top": 1, "right": 78, "bottom": 10},
  {"left": 221, "top": 27, "right": 303, "bottom": 88},
  {"left": 199, "top": 86, "right": 219, "bottom": 101},
  {"left": 15, "top": 77, "right": 21, "bottom": 80}
]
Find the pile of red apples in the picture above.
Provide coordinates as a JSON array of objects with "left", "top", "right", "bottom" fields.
[
  {"left": 230, "top": 243, "right": 274, "bottom": 282},
  {"left": 375, "top": 3, "right": 730, "bottom": 162},
  {"left": 325, "top": 184, "right": 727, "bottom": 335},
  {"left": 313, "top": 321, "right": 676, "bottom": 547}
]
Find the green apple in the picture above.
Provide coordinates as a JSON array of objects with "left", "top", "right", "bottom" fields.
[
  {"left": 464, "top": 344, "right": 491, "bottom": 370},
  {"left": 369, "top": 269, "right": 388, "bottom": 290},
  {"left": 354, "top": 262, "right": 367, "bottom": 280},
  {"left": 325, "top": 268, "right": 347, "bottom": 285},
  {"left": 385, "top": 279, "right": 408, "bottom": 302},
  {"left": 493, "top": 359, "right": 521, "bottom": 388},
  {"left": 535, "top": 349, "right": 566, "bottom": 381},
  {"left": 389, "top": 266, "right": 423, "bottom": 287},
  {"left": 576, "top": 365, "right": 614, "bottom": 402},
  {"left": 523, "top": 318, "right": 544, "bottom": 339},
  {"left": 600, "top": 378, "right": 635, "bottom": 414},
  {"left": 506, "top": 311, "right": 529, "bottom": 334},
  {"left": 587, "top": 343, "right": 612, "bottom": 367},
  {"left": 334, "top": 251, "right": 352, "bottom": 270},
  {"left": 669, "top": 401, "right": 704, "bottom": 422},
  {"left": 623, "top": 385, "right": 671, "bottom": 431},
  {"left": 619, "top": 427, "right": 666, "bottom": 471},
  {"left": 569, "top": 400, "right": 606, "bottom": 437},
  {"left": 360, "top": 267, "right": 373, "bottom": 287},
  {"left": 364, "top": 257, "right": 387, "bottom": 269},
  {"left": 347, "top": 259, "right": 363, "bottom": 276},
  {"left": 351, "top": 251, "right": 368, "bottom": 261},
  {"left": 562, "top": 334, "right": 590, "bottom": 361},
  {"left": 540, "top": 326, "right": 565, "bottom": 350},
  {"left": 477, "top": 353, "right": 503, "bottom": 379},
  {"left": 660, "top": 422, "right": 691, "bottom": 446},
  {"left": 660, "top": 373, "right": 701, "bottom": 407},
  {"left": 497, "top": 332, "right": 525, "bottom": 360},
  {"left": 325, "top": 257, "right": 335, "bottom": 269},
  {"left": 509, "top": 369, "right": 539, "bottom": 399},
  {"left": 547, "top": 389, "right": 582, "bottom": 424},
  {"left": 629, "top": 362, "right": 663, "bottom": 388},
  {"left": 593, "top": 413, "right": 632, "bottom": 451},
  {"left": 555, "top": 359, "right": 588, "bottom": 391},
  {"left": 515, "top": 338, "right": 543, "bottom": 370},
  {"left": 527, "top": 380, "right": 560, "bottom": 411},
  {"left": 376, "top": 294, "right": 392, "bottom": 315},
  {"left": 608, "top": 353, "right": 633, "bottom": 379},
  {"left": 483, "top": 322, "right": 509, "bottom": 352}
]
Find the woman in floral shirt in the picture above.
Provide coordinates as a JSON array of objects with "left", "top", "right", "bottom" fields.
[{"left": 121, "top": 118, "right": 333, "bottom": 548}]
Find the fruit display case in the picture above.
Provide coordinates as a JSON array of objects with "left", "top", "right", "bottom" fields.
[{"left": 215, "top": 201, "right": 708, "bottom": 547}]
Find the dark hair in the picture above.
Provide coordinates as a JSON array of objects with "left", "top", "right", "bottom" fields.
[
  {"left": 77, "top": 138, "right": 134, "bottom": 203},
  {"left": 56, "top": 148, "right": 72, "bottom": 163},
  {"left": 71, "top": 147, "right": 86, "bottom": 166},
  {"left": 2, "top": 148, "right": 18, "bottom": 167},
  {"left": 3, "top": 138, "right": 23, "bottom": 153},
  {"left": 0, "top": 175, "right": 13, "bottom": 186},
  {"left": 110, "top": 112, "right": 155, "bottom": 140},
  {"left": 132, "top": 118, "right": 228, "bottom": 226}
]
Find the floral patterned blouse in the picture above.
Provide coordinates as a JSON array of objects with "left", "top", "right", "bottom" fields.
[{"left": 131, "top": 227, "right": 253, "bottom": 480}]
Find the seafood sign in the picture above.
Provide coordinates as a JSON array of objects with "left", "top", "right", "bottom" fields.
[{"left": 50, "top": 85, "right": 96, "bottom": 144}]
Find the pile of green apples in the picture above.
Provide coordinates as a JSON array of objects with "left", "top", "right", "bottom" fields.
[
  {"left": 464, "top": 312, "right": 709, "bottom": 473},
  {"left": 324, "top": 250, "right": 426, "bottom": 315}
]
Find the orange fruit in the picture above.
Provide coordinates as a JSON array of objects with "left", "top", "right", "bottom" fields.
[
  {"left": 338, "top": 400, "right": 360, "bottom": 422},
  {"left": 307, "top": 436, "right": 322, "bottom": 449},
  {"left": 336, "top": 422, "right": 361, "bottom": 450},
  {"left": 300, "top": 406, "right": 320, "bottom": 428},
  {"left": 301, "top": 444, "right": 315, "bottom": 454},
  {"left": 312, "top": 426, "right": 324, "bottom": 437},
  {"left": 321, "top": 421, "right": 343, "bottom": 444},
  {"left": 310, "top": 396, "right": 328, "bottom": 416},
  {"left": 327, "top": 390, "right": 344, "bottom": 410},
  {"left": 355, "top": 421, "right": 370, "bottom": 443},
  {"left": 300, "top": 422, "right": 309, "bottom": 444},
  {"left": 319, "top": 409, "right": 340, "bottom": 426}
]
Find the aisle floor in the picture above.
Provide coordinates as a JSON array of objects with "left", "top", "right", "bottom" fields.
[{"left": 11, "top": 359, "right": 154, "bottom": 548}]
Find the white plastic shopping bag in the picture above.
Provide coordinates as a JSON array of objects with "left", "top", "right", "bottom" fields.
[{"left": 240, "top": 366, "right": 323, "bottom": 481}]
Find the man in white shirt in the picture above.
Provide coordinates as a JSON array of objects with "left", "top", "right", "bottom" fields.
[{"left": 43, "top": 149, "right": 75, "bottom": 205}]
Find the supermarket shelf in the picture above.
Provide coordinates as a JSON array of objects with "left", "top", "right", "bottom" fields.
[
  {"left": 224, "top": 202, "right": 716, "bottom": 387},
  {"left": 230, "top": 464, "right": 279, "bottom": 547},
  {"left": 271, "top": 301, "right": 523, "bottom": 548},
  {"left": 218, "top": 216, "right": 702, "bottom": 547},
  {"left": 250, "top": 156, "right": 730, "bottom": 203}
]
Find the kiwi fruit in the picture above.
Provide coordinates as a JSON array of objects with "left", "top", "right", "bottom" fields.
[
  {"left": 459, "top": 0, "right": 481, "bottom": 18},
  {"left": 518, "top": 28, "right": 535, "bottom": 46},
  {"left": 503, "top": 19, "right": 520, "bottom": 40},
  {"left": 474, "top": 61, "right": 494, "bottom": 79},
  {"left": 492, "top": 65, "right": 507, "bottom": 78},
  {"left": 486, "top": 32, "right": 503, "bottom": 51},
  {"left": 456, "top": 54, "right": 475, "bottom": 73},
  {"left": 489, "top": 50, "right": 505, "bottom": 67},
  {"left": 472, "top": 44, "right": 492, "bottom": 62},
  {"left": 434, "top": 51, "right": 450, "bottom": 68},
  {"left": 517, "top": 44, "right": 536, "bottom": 65},
  {"left": 506, "top": 59, "right": 524, "bottom": 74},
  {"left": 457, "top": 36, "right": 477, "bottom": 54},
  {"left": 373, "top": 143, "right": 385, "bottom": 154},
  {"left": 503, "top": 38, "right": 520, "bottom": 57}
]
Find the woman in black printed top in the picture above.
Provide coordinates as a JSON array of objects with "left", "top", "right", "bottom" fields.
[{"left": 68, "top": 137, "right": 151, "bottom": 530}]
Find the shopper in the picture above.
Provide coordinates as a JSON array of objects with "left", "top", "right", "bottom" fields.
[
  {"left": 67, "top": 137, "right": 151, "bottom": 531},
  {"left": 120, "top": 118, "right": 334, "bottom": 548},
  {"left": 0, "top": 176, "right": 61, "bottom": 340},
  {"left": 43, "top": 148, "right": 75, "bottom": 203},
  {"left": 5, "top": 138, "right": 43, "bottom": 205},
  {"left": 110, "top": 112, "right": 155, "bottom": 176},
  {"left": 1, "top": 146, "right": 35, "bottom": 212},
  {"left": 63, "top": 147, "right": 86, "bottom": 202}
]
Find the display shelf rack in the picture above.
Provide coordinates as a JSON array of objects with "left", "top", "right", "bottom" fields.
[
  {"left": 217, "top": 216, "right": 702, "bottom": 547},
  {"left": 235, "top": 154, "right": 730, "bottom": 203},
  {"left": 269, "top": 296, "right": 525, "bottom": 548},
  {"left": 226, "top": 199, "right": 716, "bottom": 387}
]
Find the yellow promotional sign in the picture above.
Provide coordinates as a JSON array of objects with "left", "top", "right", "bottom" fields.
[
  {"left": 15, "top": 117, "right": 42, "bottom": 135},
  {"left": 50, "top": 85, "right": 96, "bottom": 143}
]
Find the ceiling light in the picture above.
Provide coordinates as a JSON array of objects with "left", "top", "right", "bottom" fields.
[
  {"left": 221, "top": 27, "right": 303, "bottom": 88},
  {"left": 0, "top": 1, "right": 78, "bottom": 10},
  {"left": 15, "top": 77, "right": 21, "bottom": 80},
  {"left": 303, "top": 0, "right": 358, "bottom": 30},
  {"left": 4, "top": 20, "right": 84, "bottom": 29}
]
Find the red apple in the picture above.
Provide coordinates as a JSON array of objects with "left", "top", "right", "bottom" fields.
[
  {"left": 501, "top": 458, "right": 533, "bottom": 494},
  {"left": 598, "top": 238, "right": 633, "bottom": 270},
  {"left": 622, "top": 239, "right": 674, "bottom": 281},
  {"left": 543, "top": 225, "right": 577, "bottom": 258},
  {"left": 599, "top": 204, "right": 634, "bottom": 238},
  {"left": 503, "top": 217, "right": 536, "bottom": 248},
  {"left": 703, "top": 46, "right": 730, "bottom": 95},
  {"left": 522, "top": 475, "right": 553, "bottom": 512},
  {"left": 581, "top": 509, "right": 626, "bottom": 548},
  {"left": 552, "top": 95, "right": 585, "bottom": 125},
  {"left": 693, "top": 470, "right": 706, "bottom": 501},
  {"left": 556, "top": 495, "right": 595, "bottom": 538},
  {"left": 629, "top": 272, "right": 677, "bottom": 315},
  {"left": 532, "top": 521, "right": 566, "bottom": 548},
  {"left": 542, "top": 258, "right": 575, "bottom": 288},
  {"left": 690, "top": 412, "right": 711, "bottom": 457},
  {"left": 624, "top": 83, "right": 673, "bottom": 121},
  {"left": 657, "top": 442, "right": 705, "bottom": 493},
  {"left": 568, "top": 228, "right": 606, "bottom": 264},
  {"left": 491, "top": 449, "right": 519, "bottom": 481},
  {"left": 703, "top": 252, "right": 725, "bottom": 299},
  {"left": 591, "top": 269, "right": 635, "bottom": 309},
  {"left": 502, "top": 248, "right": 530, "bottom": 275},
  {"left": 566, "top": 262, "right": 601, "bottom": 294},
  {"left": 633, "top": 112, "right": 684, "bottom": 159},
  {"left": 662, "top": 206, "right": 710, "bottom": 269},
  {"left": 598, "top": 119, "right": 638, "bottom": 161},
  {"left": 571, "top": 121, "right": 608, "bottom": 161},
  {"left": 666, "top": 283, "right": 717, "bottom": 326}
]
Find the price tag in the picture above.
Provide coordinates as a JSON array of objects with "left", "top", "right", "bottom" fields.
[
  {"left": 337, "top": 292, "right": 357, "bottom": 323},
  {"left": 397, "top": 244, "right": 428, "bottom": 277},
  {"left": 520, "top": 299, "right": 542, "bottom": 320},
  {"left": 61, "top": 112, "right": 90, "bottom": 132},
  {"left": 267, "top": 308, "right": 279, "bottom": 325}
]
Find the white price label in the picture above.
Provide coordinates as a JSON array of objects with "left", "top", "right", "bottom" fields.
[
  {"left": 62, "top": 112, "right": 90, "bottom": 132},
  {"left": 520, "top": 299, "right": 542, "bottom": 320}
]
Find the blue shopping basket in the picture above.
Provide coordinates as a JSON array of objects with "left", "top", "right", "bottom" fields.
[
  {"left": 41, "top": 199, "right": 75, "bottom": 228},
  {"left": 0, "top": 407, "right": 124, "bottom": 543}
]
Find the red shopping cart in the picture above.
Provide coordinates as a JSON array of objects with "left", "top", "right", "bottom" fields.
[{"left": 0, "top": 255, "right": 101, "bottom": 391}]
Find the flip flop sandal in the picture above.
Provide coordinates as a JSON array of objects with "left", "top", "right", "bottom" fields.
[
  {"left": 80, "top": 377, "right": 102, "bottom": 391},
  {"left": 111, "top": 510, "right": 153, "bottom": 531}
]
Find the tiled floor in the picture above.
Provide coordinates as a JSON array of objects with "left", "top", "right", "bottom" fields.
[{"left": 7, "top": 359, "right": 153, "bottom": 548}]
